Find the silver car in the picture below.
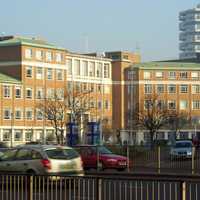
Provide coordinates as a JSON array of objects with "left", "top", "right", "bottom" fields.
[
  {"left": 170, "top": 140, "right": 193, "bottom": 159},
  {"left": 0, "top": 145, "right": 84, "bottom": 175}
]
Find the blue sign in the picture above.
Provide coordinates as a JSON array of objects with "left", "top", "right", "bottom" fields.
[
  {"left": 86, "top": 122, "right": 100, "bottom": 145},
  {"left": 67, "top": 123, "right": 79, "bottom": 146}
]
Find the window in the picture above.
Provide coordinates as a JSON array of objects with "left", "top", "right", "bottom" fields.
[
  {"left": 36, "top": 50, "right": 43, "bottom": 60},
  {"left": 56, "top": 69, "right": 63, "bottom": 80},
  {"left": 180, "top": 85, "right": 188, "bottom": 93},
  {"left": 46, "top": 51, "right": 52, "bottom": 62},
  {"left": 83, "top": 83, "right": 88, "bottom": 91},
  {"left": 25, "top": 49, "right": 32, "bottom": 59},
  {"left": 191, "top": 72, "right": 198, "bottom": 79},
  {"left": 25, "top": 130, "right": 33, "bottom": 141},
  {"left": 56, "top": 53, "right": 62, "bottom": 62},
  {"left": 15, "top": 109, "right": 22, "bottom": 120},
  {"left": 144, "top": 84, "right": 152, "bottom": 94},
  {"left": 36, "top": 67, "right": 43, "bottom": 79},
  {"left": 180, "top": 72, "right": 188, "bottom": 79},
  {"left": 104, "top": 100, "right": 109, "bottom": 110},
  {"left": 104, "top": 64, "right": 110, "bottom": 78},
  {"left": 56, "top": 88, "right": 64, "bottom": 100},
  {"left": 47, "top": 68, "right": 53, "bottom": 80},
  {"left": 47, "top": 88, "right": 54, "bottom": 99},
  {"left": 2, "top": 130, "right": 11, "bottom": 142},
  {"left": 36, "top": 109, "right": 43, "bottom": 120},
  {"left": 14, "top": 130, "right": 23, "bottom": 141},
  {"left": 144, "top": 100, "right": 152, "bottom": 110},
  {"left": 3, "top": 86, "right": 11, "bottom": 98},
  {"left": 66, "top": 59, "right": 72, "bottom": 75},
  {"left": 26, "top": 88, "right": 33, "bottom": 99},
  {"left": 168, "top": 84, "right": 176, "bottom": 93},
  {"left": 89, "top": 62, "right": 95, "bottom": 77},
  {"left": 4, "top": 108, "right": 11, "bottom": 119},
  {"left": 157, "top": 84, "right": 164, "bottom": 93},
  {"left": 15, "top": 149, "right": 32, "bottom": 160},
  {"left": 82, "top": 61, "right": 88, "bottom": 76},
  {"left": 144, "top": 71, "right": 151, "bottom": 79},
  {"left": 168, "top": 71, "right": 176, "bottom": 79},
  {"left": 157, "top": 100, "right": 165, "bottom": 109},
  {"left": 192, "top": 101, "right": 200, "bottom": 109},
  {"left": 96, "top": 63, "right": 102, "bottom": 77},
  {"left": 26, "top": 66, "right": 32, "bottom": 78},
  {"left": 192, "top": 85, "right": 200, "bottom": 94},
  {"left": 168, "top": 100, "right": 176, "bottom": 110},
  {"left": 15, "top": 86, "right": 22, "bottom": 98},
  {"left": 26, "top": 108, "right": 33, "bottom": 120},
  {"left": 104, "top": 85, "right": 110, "bottom": 94},
  {"left": 155, "top": 71, "right": 164, "bottom": 78},
  {"left": 36, "top": 88, "right": 44, "bottom": 99},
  {"left": 180, "top": 100, "right": 188, "bottom": 110},
  {"left": 74, "top": 60, "right": 80, "bottom": 76}
]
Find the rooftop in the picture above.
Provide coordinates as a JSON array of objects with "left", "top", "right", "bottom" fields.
[
  {"left": 131, "top": 61, "right": 200, "bottom": 70},
  {"left": 0, "top": 73, "right": 21, "bottom": 84},
  {"left": 0, "top": 35, "right": 66, "bottom": 51}
]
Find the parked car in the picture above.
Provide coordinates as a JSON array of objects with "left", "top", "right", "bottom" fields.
[
  {"left": 170, "top": 140, "right": 193, "bottom": 160},
  {"left": 76, "top": 145, "right": 129, "bottom": 171},
  {"left": 0, "top": 145, "right": 84, "bottom": 175}
]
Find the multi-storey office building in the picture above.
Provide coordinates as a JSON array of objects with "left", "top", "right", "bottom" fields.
[
  {"left": 0, "top": 36, "right": 112, "bottom": 146},
  {"left": 125, "top": 61, "right": 200, "bottom": 144},
  {"left": 179, "top": 4, "right": 200, "bottom": 59}
]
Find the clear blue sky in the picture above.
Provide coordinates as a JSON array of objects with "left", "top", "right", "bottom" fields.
[{"left": 0, "top": 0, "right": 199, "bottom": 61}]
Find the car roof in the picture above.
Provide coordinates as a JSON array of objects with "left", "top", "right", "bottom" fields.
[{"left": 16, "top": 144, "right": 73, "bottom": 150}]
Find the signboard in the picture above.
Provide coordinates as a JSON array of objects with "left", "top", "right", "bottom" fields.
[
  {"left": 86, "top": 122, "right": 100, "bottom": 145},
  {"left": 66, "top": 123, "right": 79, "bottom": 146}
]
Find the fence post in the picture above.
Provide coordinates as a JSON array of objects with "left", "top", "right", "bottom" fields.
[
  {"left": 97, "top": 177, "right": 102, "bottom": 200},
  {"left": 180, "top": 181, "right": 186, "bottom": 200},
  {"left": 192, "top": 146, "right": 195, "bottom": 174},
  {"left": 126, "top": 145, "right": 130, "bottom": 172},
  {"left": 29, "top": 176, "right": 33, "bottom": 200},
  {"left": 158, "top": 145, "right": 161, "bottom": 173}
]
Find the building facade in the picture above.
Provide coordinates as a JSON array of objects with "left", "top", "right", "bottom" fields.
[
  {"left": 179, "top": 4, "right": 200, "bottom": 59},
  {"left": 0, "top": 36, "right": 113, "bottom": 146},
  {"left": 105, "top": 51, "right": 141, "bottom": 133},
  {"left": 125, "top": 61, "right": 200, "bottom": 145}
]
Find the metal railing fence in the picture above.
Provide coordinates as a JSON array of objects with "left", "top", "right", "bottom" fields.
[{"left": 0, "top": 173, "right": 200, "bottom": 200}]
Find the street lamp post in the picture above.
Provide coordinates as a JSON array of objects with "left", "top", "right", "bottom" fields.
[{"left": 10, "top": 112, "right": 14, "bottom": 147}]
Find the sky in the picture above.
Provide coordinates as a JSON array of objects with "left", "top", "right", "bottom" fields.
[{"left": 0, "top": 0, "right": 200, "bottom": 61}]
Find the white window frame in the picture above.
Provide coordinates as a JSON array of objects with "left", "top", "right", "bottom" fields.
[
  {"left": 180, "top": 100, "right": 188, "bottom": 110},
  {"left": 36, "top": 67, "right": 43, "bottom": 79},
  {"left": 15, "top": 108, "right": 22, "bottom": 120},
  {"left": 25, "top": 48, "right": 32, "bottom": 59},
  {"left": 4, "top": 108, "right": 11, "bottom": 120},
  {"left": 3, "top": 85, "right": 11, "bottom": 98},
  {"left": 26, "top": 87, "right": 33, "bottom": 99},
  {"left": 26, "top": 66, "right": 32, "bottom": 78}
]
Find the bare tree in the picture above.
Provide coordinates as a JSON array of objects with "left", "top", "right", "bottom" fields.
[
  {"left": 136, "top": 94, "right": 171, "bottom": 148},
  {"left": 37, "top": 90, "right": 68, "bottom": 145},
  {"left": 38, "top": 87, "right": 92, "bottom": 145}
]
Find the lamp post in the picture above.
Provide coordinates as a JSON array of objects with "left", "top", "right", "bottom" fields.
[{"left": 10, "top": 112, "right": 14, "bottom": 147}]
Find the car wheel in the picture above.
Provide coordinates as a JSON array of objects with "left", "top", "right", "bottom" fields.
[{"left": 117, "top": 168, "right": 126, "bottom": 172}]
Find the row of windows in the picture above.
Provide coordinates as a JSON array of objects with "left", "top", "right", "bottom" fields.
[
  {"left": 25, "top": 48, "right": 63, "bottom": 63},
  {"left": 67, "top": 59, "right": 110, "bottom": 78},
  {"left": 144, "top": 84, "right": 200, "bottom": 94},
  {"left": 3, "top": 86, "right": 64, "bottom": 100},
  {"left": 3, "top": 101, "right": 111, "bottom": 120},
  {"left": 3, "top": 85, "right": 111, "bottom": 99},
  {"left": 143, "top": 100, "right": 200, "bottom": 110},
  {"left": 26, "top": 66, "right": 65, "bottom": 80},
  {"left": 143, "top": 71, "right": 200, "bottom": 80}
]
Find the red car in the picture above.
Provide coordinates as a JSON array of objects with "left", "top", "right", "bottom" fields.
[{"left": 76, "top": 145, "right": 129, "bottom": 171}]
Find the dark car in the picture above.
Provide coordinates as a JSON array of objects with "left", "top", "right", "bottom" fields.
[{"left": 76, "top": 145, "right": 129, "bottom": 171}]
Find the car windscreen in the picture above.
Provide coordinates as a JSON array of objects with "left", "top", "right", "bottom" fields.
[
  {"left": 97, "top": 146, "right": 113, "bottom": 154},
  {"left": 45, "top": 148, "right": 80, "bottom": 160},
  {"left": 175, "top": 142, "right": 192, "bottom": 148}
]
